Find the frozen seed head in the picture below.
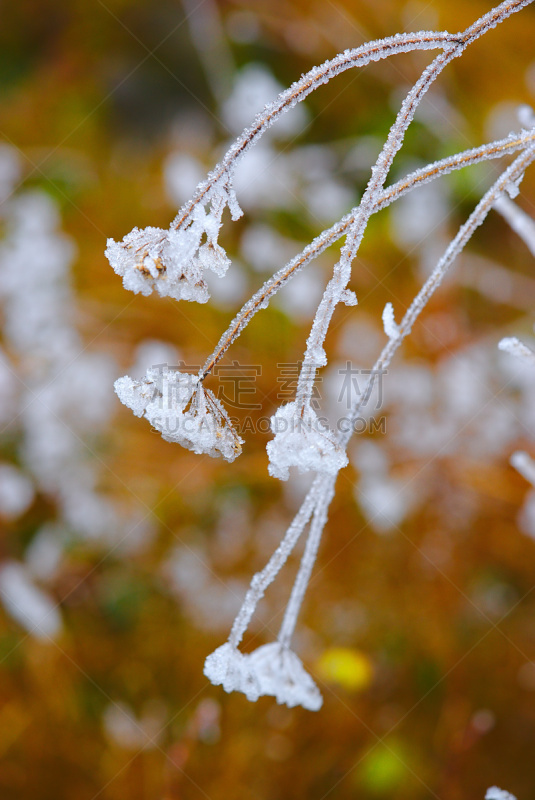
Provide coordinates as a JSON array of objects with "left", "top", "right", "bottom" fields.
[
  {"left": 485, "top": 789, "right": 517, "bottom": 800},
  {"left": 267, "top": 401, "right": 348, "bottom": 481},
  {"left": 248, "top": 643, "right": 323, "bottom": 711},
  {"left": 106, "top": 204, "right": 233, "bottom": 304},
  {"left": 115, "top": 366, "right": 243, "bottom": 462},
  {"left": 204, "top": 642, "right": 323, "bottom": 711}
]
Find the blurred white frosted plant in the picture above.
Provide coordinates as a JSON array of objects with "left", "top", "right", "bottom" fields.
[
  {"left": 0, "top": 147, "right": 157, "bottom": 640},
  {"left": 486, "top": 789, "right": 518, "bottom": 800},
  {"left": 109, "top": 0, "right": 535, "bottom": 710}
]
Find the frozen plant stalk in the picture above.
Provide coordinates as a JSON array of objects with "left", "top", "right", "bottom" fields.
[{"left": 109, "top": 0, "right": 535, "bottom": 710}]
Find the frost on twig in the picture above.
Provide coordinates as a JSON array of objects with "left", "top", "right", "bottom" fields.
[
  {"left": 267, "top": 401, "right": 347, "bottom": 481},
  {"left": 200, "top": 126, "right": 535, "bottom": 379},
  {"left": 108, "top": 0, "right": 535, "bottom": 714},
  {"left": 115, "top": 366, "right": 242, "bottom": 462},
  {"left": 204, "top": 643, "right": 260, "bottom": 701}
]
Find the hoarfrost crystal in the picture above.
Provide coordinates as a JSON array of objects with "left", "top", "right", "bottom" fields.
[
  {"left": 204, "top": 642, "right": 322, "bottom": 710},
  {"left": 106, "top": 203, "right": 233, "bottom": 304},
  {"left": 382, "top": 301, "right": 400, "bottom": 339},
  {"left": 267, "top": 401, "right": 348, "bottom": 481},
  {"left": 203, "top": 643, "right": 260, "bottom": 701},
  {"left": 247, "top": 643, "right": 323, "bottom": 710},
  {"left": 115, "top": 367, "right": 243, "bottom": 462}
]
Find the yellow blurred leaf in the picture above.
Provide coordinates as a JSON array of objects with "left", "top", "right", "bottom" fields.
[{"left": 315, "top": 647, "right": 373, "bottom": 691}]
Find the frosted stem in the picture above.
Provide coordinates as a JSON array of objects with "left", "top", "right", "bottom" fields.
[
  {"left": 278, "top": 475, "right": 336, "bottom": 649},
  {"left": 172, "top": 32, "right": 458, "bottom": 231},
  {"left": 494, "top": 194, "right": 535, "bottom": 257},
  {"left": 227, "top": 474, "right": 323, "bottom": 648},
  {"left": 339, "top": 142, "right": 535, "bottom": 445},
  {"left": 295, "top": 0, "right": 533, "bottom": 413},
  {"left": 200, "top": 127, "right": 535, "bottom": 378},
  {"left": 295, "top": 48, "right": 459, "bottom": 412}
]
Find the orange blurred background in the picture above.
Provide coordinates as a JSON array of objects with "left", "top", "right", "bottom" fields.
[{"left": 1, "top": 1, "right": 535, "bottom": 798}]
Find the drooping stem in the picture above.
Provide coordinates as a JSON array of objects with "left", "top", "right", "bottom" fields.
[
  {"left": 270, "top": 142, "right": 535, "bottom": 658},
  {"left": 172, "top": 32, "right": 458, "bottom": 231},
  {"left": 294, "top": 48, "right": 460, "bottom": 412},
  {"left": 227, "top": 474, "right": 323, "bottom": 648},
  {"left": 199, "top": 127, "right": 535, "bottom": 379},
  {"left": 278, "top": 475, "right": 336, "bottom": 649},
  {"left": 294, "top": 0, "right": 533, "bottom": 414},
  {"left": 339, "top": 142, "right": 535, "bottom": 447}
]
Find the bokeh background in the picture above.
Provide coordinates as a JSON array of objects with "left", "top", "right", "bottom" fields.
[{"left": 1, "top": 1, "right": 535, "bottom": 798}]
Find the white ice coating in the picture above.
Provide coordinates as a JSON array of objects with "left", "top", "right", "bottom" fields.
[
  {"left": 485, "top": 789, "right": 518, "bottom": 800},
  {"left": 106, "top": 206, "right": 230, "bottom": 303},
  {"left": 382, "top": 301, "right": 400, "bottom": 339},
  {"left": 115, "top": 366, "right": 243, "bottom": 462},
  {"left": 340, "top": 144, "right": 535, "bottom": 447},
  {"left": 203, "top": 642, "right": 322, "bottom": 710},
  {"left": 204, "top": 643, "right": 260, "bottom": 701},
  {"left": 267, "top": 401, "right": 348, "bottom": 481},
  {"left": 109, "top": 29, "right": 463, "bottom": 306},
  {"left": 498, "top": 336, "right": 535, "bottom": 364},
  {"left": 247, "top": 644, "right": 323, "bottom": 710},
  {"left": 107, "top": 0, "right": 535, "bottom": 712},
  {"left": 494, "top": 194, "right": 535, "bottom": 257},
  {"left": 200, "top": 125, "right": 535, "bottom": 377}
]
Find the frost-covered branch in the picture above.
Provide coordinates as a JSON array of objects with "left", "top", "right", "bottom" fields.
[
  {"left": 201, "top": 127, "right": 535, "bottom": 378},
  {"left": 294, "top": 0, "right": 533, "bottom": 415},
  {"left": 108, "top": 0, "right": 535, "bottom": 712},
  {"left": 341, "top": 143, "right": 535, "bottom": 442}
]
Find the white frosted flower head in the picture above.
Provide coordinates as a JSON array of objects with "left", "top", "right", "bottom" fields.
[
  {"left": 267, "top": 401, "right": 348, "bottom": 481},
  {"left": 106, "top": 203, "right": 233, "bottom": 304},
  {"left": 204, "top": 643, "right": 260, "bottom": 701},
  {"left": 485, "top": 788, "right": 517, "bottom": 800},
  {"left": 247, "top": 643, "right": 323, "bottom": 711},
  {"left": 204, "top": 642, "right": 322, "bottom": 711},
  {"left": 115, "top": 366, "right": 243, "bottom": 462}
]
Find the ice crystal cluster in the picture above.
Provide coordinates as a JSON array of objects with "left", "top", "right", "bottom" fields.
[
  {"left": 204, "top": 642, "right": 322, "bottom": 711},
  {"left": 267, "top": 401, "right": 347, "bottom": 480},
  {"left": 106, "top": 181, "right": 240, "bottom": 304},
  {"left": 115, "top": 366, "right": 242, "bottom": 462},
  {"left": 108, "top": 0, "right": 535, "bottom": 712}
]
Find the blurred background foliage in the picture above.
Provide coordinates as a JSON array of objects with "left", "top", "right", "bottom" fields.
[{"left": 1, "top": 1, "right": 535, "bottom": 798}]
